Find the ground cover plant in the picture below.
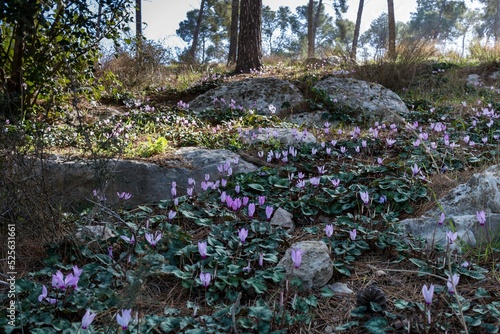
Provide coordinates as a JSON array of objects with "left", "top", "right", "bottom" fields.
[{"left": 1, "top": 58, "right": 500, "bottom": 333}]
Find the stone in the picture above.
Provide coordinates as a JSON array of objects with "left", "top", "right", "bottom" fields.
[
  {"left": 284, "top": 111, "right": 332, "bottom": 127},
  {"left": 278, "top": 240, "right": 333, "bottom": 289},
  {"left": 467, "top": 74, "right": 481, "bottom": 86},
  {"left": 239, "top": 127, "right": 317, "bottom": 145},
  {"left": 75, "top": 225, "right": 115, "bottom": 241},
  {"left": 188, "top": 77, "right": 304, "bottom": 115},
  {"left": 37, "top": 148, "right": 258, "bottom": 209},
  {"left": 270, "top": 208, "right": 294, "bottom": 232},
  {"left": 400, "top": 165, "right": 500, "bottom": 249},
  {"left": 326, "top": 282, "right": 354, "bottom": 294},
  {"left": 313, "top": 77, "right": 409, "bottom": 124}
]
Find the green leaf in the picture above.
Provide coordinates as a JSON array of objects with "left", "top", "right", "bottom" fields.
[
  {"left": 335, "top": 321, "right": 359, "bottom": 331},
  {"left": 464, "top": 315, "right": 481, "bottom": 326},
  {"left": 482, "top": 323, "right": 499, "bottom": 333},
  {"left": 475, "top": 287, "right": 490, "bottom": 298},
  {"left": 350, "top": 306, "right": 366, "bottom": 317},
  {"left": 247, "top": 183, "right": 265, "bottom": 192},
  {"left": 320, "top": 286, "right": 335, "bottom": 297},
  {"left": 364, "top": 317, "right": 388, "bottom": 334}
]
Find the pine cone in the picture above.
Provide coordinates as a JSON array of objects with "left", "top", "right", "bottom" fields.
[{"left": 356, "top": 285, "right": 387, "bottom": 312}]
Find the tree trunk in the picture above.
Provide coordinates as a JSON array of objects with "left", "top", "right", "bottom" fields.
[
  {"left": 350, "top": 0, "right": 364, "bottom": 60},
  {"left": 496, "top": 0, "right": 500, "bottom": 43},
  {"left": 227, "top": 0, "right": 239, "bottom": 65},
  {"left": 235, "top": 0, "right": 262, "bottom": 73},
  {"left": 136, "top": 0, "right": 142, "bottom": 58},
  {"left": 188, "top": 0, "right": 206, "bottom": 63},
  {"left": 387, "top": 0, "right": 396, "bottom": 60},
  {"left": 307, "top": 0, "right": 323, "bottom": 58}
]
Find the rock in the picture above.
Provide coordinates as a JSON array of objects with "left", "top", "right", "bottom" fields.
[
  {"left": 239, "top": 127, "right": 317, "bottom": 145},
  {"left": 313, "top": 77, "right": 409, "bottom": 124},
  {"left": 76, "top": 225, "right": 115, "bottom": 241},
  {"left": 400, "top": 165, "right": 500, "bottom": 249},
  {"left": 37, "top": 148, "right": 258, "bottom": 209},
  {"left": 278, "top": 240, "right": 333, "bottom": 289},
  {"left": 284, "top": 111, "right": 332, "bottom": 127},
  {"left": 489, "top": 71, "right": 500, "bottom": 80},
  {"left": 467, "top": 74, "right": 481, "bottom": 86},
  {"left": 270, "top": 208, "right": 294, "bottom": 232},
  {"left": 188, "top": 77, "right": 304, "bottom": 115},
  {"left": 326, "top": 282, "right": 354, "bottom": 294}
]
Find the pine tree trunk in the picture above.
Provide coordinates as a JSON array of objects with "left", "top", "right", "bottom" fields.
[
  {"left": 188, "top": 0, "right": 206, "bottom": 63},
  {"left": 227, "top": 0, "right": 239, "bottom": 65},
  {"left": 307, "top": 0, "right": 314, "bottom": 58},
  {"left": 136, "top": 0, "right": 142, "bottom": 59},
  {"left": 387, "top": 0, "right": 396, "bottom": 60},
  {"left": 235, "top": 0, "right": 262, "bottom": 73},
  {"left": 351, "top": 0, "right": 364, "bottom": 60},
  {"left": 496, "top": 0, "right": 500, "bottom": 43}
]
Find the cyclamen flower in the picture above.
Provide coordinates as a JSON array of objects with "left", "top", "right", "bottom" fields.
[
  {"left": 258, "top": 196, "right": 266, "bottom": 205},
  {"left": 476, "top": 210, "right": 486, "bottom": 226},
  {"left": 291, "top": 248, "right": 302, "bottom": 268},
  {"left": 81, "top": 309, "right": 97, "bottom": 329},
  {"left": 386, "top": 138, "right": 396, "bottom": 147},
  {"left": 349, "top": 229, "right": 357, "bottom": 241},
  {"left": 438, "top": 213, "right": 445, "bottom": 225},
  {"left": 422, "top": 284, "right": 434, "bottom": 305},
  {"left": 200, "top": 272, "right": 211, "bottom": 288},
  {"left": 38, "top": 285, "right": 48, "bottom": 302},
  {"left": 238, "top": 228, "right": 248, "bottom": 243},
  {"left": 117, "top": 191, "right": 132, "bottom": 200},
  {"left": 247, "top": 202, "right": 256, "bottom": 217},
  {"left": 198, "top": 241, "right": 207, "bottom": 259},
  {"left": 265, "top": 206, "right": 274, "bottom": 219},
  {"left": 120, "top": 235, "right": 135, "bottom": 244},
  {"left": 168, "top": 210, "right": 177, "bottom": 220},
  {"left": 145, "top": 231, "right": 163, "bottom": 247},
  {"left": 331, "top": 179, "right": 340, "bottom": 187},
  {"left": 359, "top": 191, "right": 370, "bottom": 206},
  {"left": 411, "top": 164, "right": 421, "bottom": 176},
  {"left": 447, "top": 273, "right": 460, "bottom": 294},
  {"left": 117, "top": 309, "right": 132, "bottom": 330},
  {"left": 310, "top": 177, "right": 321, "bottom": 186},
  {"left": 446, "top": 231, "right": 458, "bottom": 244},
  {"left": 258, "top": 253, "right": 264, "bottom": 267},
  {"left": 325, "top": 224, "right": 334, "bottom": 238}
]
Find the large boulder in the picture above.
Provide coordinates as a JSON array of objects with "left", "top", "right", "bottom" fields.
[
  {"left": 189, "top": 77, "right": 304, "bottom": 115},
  {"left": 239, "top": 127, "right": 317, "bottom": 145},
  {"left": 313, "top": 77, "right": 409, "bottom": 124},
  {"left": 278, "top": 240, "right": 333, "bottom": 289},
  {"left": 401, "top": 165, "right": 500, "bottom": 249},
  {"left": 38, "top": 148, "right": 258, "bottom": 208}
]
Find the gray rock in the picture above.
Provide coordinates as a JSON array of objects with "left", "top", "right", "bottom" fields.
[
  {"left": 239, "top": 127, "right": 317, "bottom": 145},
  {"left": 326, "top": 282, "right": 354, "bottom": 294},
  {"left": 189, "top": 77, "right": 304, "bottom": 115},
  {"left": 467, "top": 74, "right": 481, "bottom": 86},
  {"left": 285, "top": 111, "right": 332, "bottom": 127},
  {"left": 37, "top": 148, "right": 258, "bottom": 208},
  {"left": 76, "top": 225, "right": 115, "bottom": 241},
  {"left": 270, "top": 208, "right": 294, "bottom": 232},
  {"left": 313, "top": 77, "right": 409, "bottom": 124},
  {"left": 278, "top": 240, "right": 333, "bottom": 289},
  {"left": 401, "top": 165, "right": 500, "bottom": 249}
]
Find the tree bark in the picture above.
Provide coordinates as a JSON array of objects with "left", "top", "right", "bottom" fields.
[
  {"left": 496, "top": 0, "right": 500, "bottom": 43},
  {"left": 235, "top": 0, "right": 262, "bottom": 73},
  {"left": 387, "top": 0, "right": 396, "bottom": 60},
  {"left": 350, "top": 0, "right": 364, "bottom": 60},
  {"left": 227, "top": 0, "right": 239, "bottom": 65},
  {"left": 307, "top": 0, "right": 323, "bottom": 58},
  {"left": 136, "top": 0, "right": 142, "bottom": 59},
  {"left": 188, "top": 0, "right": 206, "bottom": 63}
]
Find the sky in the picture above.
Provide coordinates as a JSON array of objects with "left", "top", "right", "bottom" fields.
[{"left": 140, "top": 0, "right": 418, "bottom": 49}]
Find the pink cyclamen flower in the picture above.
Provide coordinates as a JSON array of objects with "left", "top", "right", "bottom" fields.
[
  {"left": 258, "top": 196, "right": 266, "bottom": 205},
  {"left": 81, "top": 309, "right": 97, "bottom": 329},
  {"left": 38, "top": 285, "right": 48, "bottom": 302},
  {"left": 247, "top": 202, "right": 256, "bottom": 217},
  {"left": 120, "top": 235, "right": 135, "bottom": 244},
  {"left": 145, "top": 231, "right": 162, "bottom": 247},
  {"left": 447, "top": 273, "right": 460, "bottom": 294},
  {"left": 438, "top": 213, "right": 445, "bottom": 225},
  {"left": 238, "top": 228, "right": 248, "bottom": 243},
  {"left": 349, "top": 229, "right": 357, "bottom": 241},
  {"left": 325, "top": 224, "right": 334, "bottom": 238},
  {"left": 200, "top": 272, "right": 211, "bottom": 288},
  {"left": 291, "top": 248, "right": 302, "bottom": 268},
  {"left": 265, "top": 206, "right": 274, "bottom": 219},
  {"left": 108, "top": 246, "right": 113, "bottom": 258},
  {"left": 446, "top": 231, "right": 458, "bottom": 244},
  {"left": 411, "top": 164, "right": 421, "bottom": 176},
  {"left": 259, "top": 253, "right": 264, "bottom": 267},
  {"left": 198, "top": 241, "right": 207, "bottom": 259},
  {"left": 331, "top": 179, "right": 340, "bottom": 187},
  {"left": 476, "top": 210, "right": 486, "bottom": 226},
  {"left": 359, "top": 191, "right": 370, "bottom": 206},
  {"left": 117, "top": 191, "right": 132, "bottom": 200},
  {"left": 52, "top": 270, "right": 66, "bottom": 290},
  {"left": 117, "top": 309, "right": 132, "bottom": 330},
  {"left": 422, "top": 284, "right": 434, "bottom": 305}
]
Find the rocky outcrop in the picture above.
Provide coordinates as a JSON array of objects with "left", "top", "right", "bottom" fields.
[
  {"left": 313, "top": 77, "right": 409, "bottom": 124},
  {"left": 278, "top": 240, "right": 333, "bottom": 289},
  {"left": 239, "top": 127, "right": 317, "bottom": 145},
  {"left": 401, "top": 165, "right": 500, "bottom": 249},
  {"left": 39, "top": 148, "right": 258, "bottom": 208},
  {"left": 188, "top": 77, "right": 304, "bottom": 115}
]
